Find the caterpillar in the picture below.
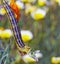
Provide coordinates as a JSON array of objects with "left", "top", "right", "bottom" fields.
[{"left": 3, "top": 0, "right": 30, "bottom": 55}]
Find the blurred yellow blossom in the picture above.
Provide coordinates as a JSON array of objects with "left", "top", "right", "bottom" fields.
[
  {"left": 38, "top": 0, "right": 47, "bottom": 6},
  {"left": 21, "top": 0, "right": 28, "bottom": 3},
  {"left": 21, "top": 30, "right": 33, "bottom": 42},
  {"left": 0, "top": 7, "right": 6, "bottom": 15},
  {"left": 51, "top": 57, "right": 60, "bottom": 63},
  {"left": 0, "top": 29, "right": 12, "bottom": 38},
  {"left": 0, "top": 29, "right": 33, "bottom": 42},
  {"left": 25, "top": 4, "right": 36, "bottom": 14},
  {"left": 31, "top": 8, "right": 46, "bottom": 20},
  {"left": 22, "top": 50, "right": 43, "bottom": 63},
  {"left": 55, "top": 0, "right": 60, "bottom": 3},
  {"left": 22, "top": 54, "right": 36, "bottom": 63},
  {"left": 16, "top": 0, "right": 24, "bottom": 9},
  {"left": 55, "top": 0, "right": 60, "bottom": 5}
]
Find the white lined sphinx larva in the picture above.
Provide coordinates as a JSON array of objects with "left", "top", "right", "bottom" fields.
[
  {"left": 3, "top": 0, "right": 30, "bottom": 55},
  {"left": 3, "top": 0, "right": 25, "bottom": 48}
]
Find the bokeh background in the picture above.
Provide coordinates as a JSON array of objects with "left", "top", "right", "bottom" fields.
[{"left": 0, "top": 0, "right": 60, "bottom": 64}]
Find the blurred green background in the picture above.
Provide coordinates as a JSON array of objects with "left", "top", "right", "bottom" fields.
[{"left": 0, "top": 0, "right": 60, "bottom": 64}]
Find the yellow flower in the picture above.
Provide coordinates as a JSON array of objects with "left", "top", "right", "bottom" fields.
[
  {"left": 25, "top": 4, "right": 36, "bottom": 14},
  {"left": 51, "top": 57, "right": 60, "bottom": 63},
  {"left": 16, "top": 0, "right": 24, "bottom": 9},
  {"left": 22, "top": 54, "right": 36, "bottom": 63},
  {"left": 55, "top": 0, "right": 60, "bottom": 3},
  {"left": 0, "top": 29, "right": 12, "bottom": 38},
  {"left": 38, "top": 0, "right": 46, "bottom": 6},
  {"left": 0, "top": 29, "right": 33, "bottom": 42},
  {"left": 21, "top": 30, "right": 33, "bottom": 42},
  {"left": 55, "top": 0, "right": 60, "bottom": 5},
  {"left": 0, "top": 7, "right": 6, "bottom": 15},
  {"left": 31, "top": 8, "right": 46, "bottom": 20},
  {"left": 21, "top": 0, "right": 28, "bottom": 3}
]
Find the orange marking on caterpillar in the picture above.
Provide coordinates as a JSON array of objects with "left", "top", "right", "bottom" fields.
[{"left": 10, "top": 1, "right": 20, "bottom": 21}]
